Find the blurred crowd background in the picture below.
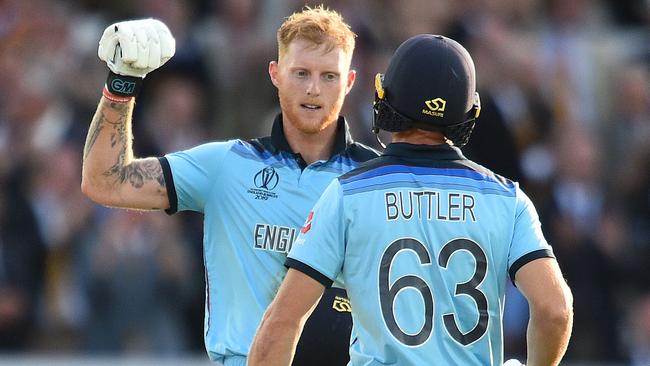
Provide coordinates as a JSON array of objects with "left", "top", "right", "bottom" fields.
[{"left": 0, "top": 0, "right": 648, "bottom": 364}]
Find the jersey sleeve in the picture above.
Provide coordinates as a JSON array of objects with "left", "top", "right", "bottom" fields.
[
  {"left": 508, "top": 185, "right": 555, "bottom": 282},
  {"left": 286, "top": 180, "right": 346, "bottom": 288},
  {"left": 159, "top": 141, "right": 234, "bottom": 214}
]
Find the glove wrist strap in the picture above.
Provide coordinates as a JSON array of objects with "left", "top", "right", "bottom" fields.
[
  {"left": 102, "top": 86, "right": 133, "bottom": 103},
  {"left": 105, "top": 71, "right": 143, "bottom": 97}
]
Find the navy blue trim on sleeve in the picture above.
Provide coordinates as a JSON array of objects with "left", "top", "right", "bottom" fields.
[
  {"left": 158, "top": 157, "right": 178, "bottom": 215},
  {"left": 285, "top": 258, "right": 334, "bottom": 288},
  {"left": 509, "top": 248, "right": 555, "bottom": 284}
]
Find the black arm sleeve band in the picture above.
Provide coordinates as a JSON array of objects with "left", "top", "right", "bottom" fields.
[
  {"left": 158, "top": 157, "right": 178, "bottom": 215},
  {"left": 106, "top": 71, "right": 143, "bottom": 97},
  {"left": 509, "top": 248, "right": 555, "bottom": 284},
  {"left": 285, "top": 258, "right": 334, "bottom": 288}
]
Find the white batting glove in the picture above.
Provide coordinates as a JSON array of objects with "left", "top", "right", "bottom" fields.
[
  {"left": 503, "top": 359, "right": 525, "bottom": 366},
  {"left": 98, "top": 18, "right": 175, "bottom": 78}
]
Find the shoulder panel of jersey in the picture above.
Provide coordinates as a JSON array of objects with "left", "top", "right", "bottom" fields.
[
  {"left": 232, "top": 137, "right": 299, "bottom": 167},
  {"left": 338, "top": 143, "right": 516, "bottom": 196},
  {"left": 247, "top": 113, "right": 380, "bottom": 163},
  {"left": 345, "top": 142, "right": 381, "bottom": 163},
  {"left": 247, "top": 135, "right": 380, "bottom": 164}
]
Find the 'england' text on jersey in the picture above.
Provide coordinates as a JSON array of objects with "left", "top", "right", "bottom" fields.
[
  {"left": 385, "top": 190, "right": 477, "bottom": 222},
  {"left": 254, "top": 224, "right": 297, "bottom": 253}
]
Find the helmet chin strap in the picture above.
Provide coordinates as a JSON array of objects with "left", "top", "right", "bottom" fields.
[
  {"left": 372, "top": 74, "right": 388, "bottom": 149},
  {"left": 373, "top": 129, "right": 387, "bottom": 149}
]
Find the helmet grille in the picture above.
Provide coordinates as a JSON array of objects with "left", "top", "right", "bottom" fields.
[{"left": 442, "top": 119, "right": 476, "bottom": 147}]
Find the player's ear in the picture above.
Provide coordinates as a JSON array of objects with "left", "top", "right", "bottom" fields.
[
  {"left": 269, "top": 61, "right": 280, "bottom": 88},
  {"left": 345, "top": 69, "right": 356, "bottom": 95}
]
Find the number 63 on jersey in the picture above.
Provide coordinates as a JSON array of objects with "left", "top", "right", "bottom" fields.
[{"left": 379, "top": 237, "right": 489, "bottom": 347}]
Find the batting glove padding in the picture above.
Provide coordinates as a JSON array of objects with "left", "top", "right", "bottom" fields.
[{"left": 98, "top": 18, "right": 175, "bottom": 78}]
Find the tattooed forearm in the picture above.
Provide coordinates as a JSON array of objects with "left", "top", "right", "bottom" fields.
[
  {"left": 84, "top": 100, "right": 131, "bottom": 160},
  {"left": 102, "top": 113, "right": 129, "bottom": 181},
  {"left": 83, "top": 109, "right": 106, "bottom": 160}
]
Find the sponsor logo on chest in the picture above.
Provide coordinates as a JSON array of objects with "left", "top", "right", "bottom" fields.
[{"left": 248, "top": 166, "right": 280, "bottom": 200}]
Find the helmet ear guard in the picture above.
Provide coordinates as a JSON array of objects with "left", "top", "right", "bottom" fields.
[
  {"left": 372, "top": 73, "right": 481, "bottom": 148},
  {"left": 436, "top": 92, "right": 480, "bottom": 147},
  {"left": 371, "top": 74, "right": 415, "bottom": 148}
]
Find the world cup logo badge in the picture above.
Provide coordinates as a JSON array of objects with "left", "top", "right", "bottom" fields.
[{"left": 254, "top": 167, "right": 279, "bottom": 190}]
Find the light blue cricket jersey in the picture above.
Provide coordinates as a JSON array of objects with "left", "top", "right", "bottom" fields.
[
  {"left": 287, "top": 143, "right": 554, "bottom": 366},
  {"left": 159, "top": 114, "right": 378, "bottom": 364}
]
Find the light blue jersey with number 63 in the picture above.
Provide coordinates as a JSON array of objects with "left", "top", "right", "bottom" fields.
[{"left": 287, "top": 143, "right": 554, "bottom": 365}]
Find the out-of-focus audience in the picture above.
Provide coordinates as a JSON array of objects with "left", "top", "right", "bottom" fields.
[{"left": 0, "top": 0, "right": 648, "bottom": 363}]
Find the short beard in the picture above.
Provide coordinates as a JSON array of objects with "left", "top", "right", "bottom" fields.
[{"left": 278, "top": 92, "right": 342, "bottom": 135}]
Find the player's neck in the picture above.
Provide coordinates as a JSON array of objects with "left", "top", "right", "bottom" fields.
[
  {"left": 391, "top": 128, "right": 447, "bottom": 145},
  {"left": 283, "top": 120, "right": 338, "bottom": 165}
]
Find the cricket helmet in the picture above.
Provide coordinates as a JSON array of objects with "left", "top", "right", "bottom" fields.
[{"left": 372, "top": 34, "right": 481, "bottom": 147}]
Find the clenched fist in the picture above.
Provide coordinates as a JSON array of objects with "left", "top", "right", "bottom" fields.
[{"left": 98, "top": 18, "right": 175, "bottom": 78}]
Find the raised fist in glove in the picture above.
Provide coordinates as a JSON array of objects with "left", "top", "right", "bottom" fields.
[{"left": 98, "top": 19, "right": 175, "bottom": 97}]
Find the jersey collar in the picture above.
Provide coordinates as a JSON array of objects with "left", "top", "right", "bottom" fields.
[
  {"left": 270, "top": 113, "right": 354, "bottom": 157},
  {"left": 382, "top": 142, "right": 466, "bottom": 161}
]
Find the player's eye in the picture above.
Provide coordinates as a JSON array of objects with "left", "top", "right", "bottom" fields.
[
  {"left": 323, "top": 73, "right": 338, "bottom": 82},
  {"left": 294, "top": 70, "right": 308, "bottom": 78}
]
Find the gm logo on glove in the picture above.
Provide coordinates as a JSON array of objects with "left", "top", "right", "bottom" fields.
[{"left": 110, "top": 78, "right": 136, "bottom": 94}]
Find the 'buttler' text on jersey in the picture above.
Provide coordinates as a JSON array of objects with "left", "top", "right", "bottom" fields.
[{"left": 384, "top": 190, "right": 476, "bottom": 222}]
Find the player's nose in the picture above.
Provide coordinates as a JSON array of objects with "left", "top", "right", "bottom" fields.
[{"left": 306, "top": 77, "right": 321, "bottom": 96}]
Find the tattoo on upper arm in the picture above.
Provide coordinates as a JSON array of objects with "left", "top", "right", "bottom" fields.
[
  {"left": 112, "top": 159, "right": 166, "bottom": 189},
  {"left": 103, "top": 142, "right": 165, "bottom": 189}
]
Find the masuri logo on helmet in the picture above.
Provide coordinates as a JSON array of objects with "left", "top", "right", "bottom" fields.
[{"left": 423, "top": 98, "right": 447, "bottom": 117}]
